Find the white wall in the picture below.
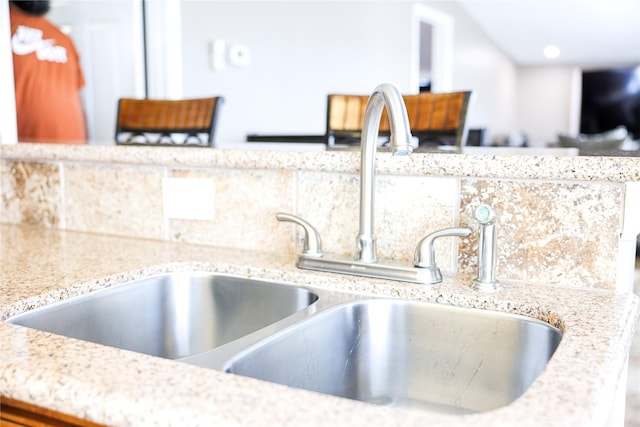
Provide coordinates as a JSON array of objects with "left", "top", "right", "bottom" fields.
[
  {"left": 180, "top": 1, "right": 415, "bottom": 144},
  {"left": 181, "top": 0, "right": 521, "bottom": 146},
  {"left": 4, "top": 0, "right": 581, "bottom": 148},
  {"left": 180, "top": 0, "right": 540, "bottom": 147},
  {"left": 423, "top": 1, "right": 519, "bottom": 144},
  {"left": 128, "top": 0, "right": 592, "bottom": 149},
  {"left": 516, "top": 66, "right": 577, "bottom": 146}
]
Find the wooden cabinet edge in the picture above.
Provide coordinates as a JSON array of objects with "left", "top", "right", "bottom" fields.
[{"left": 1, "top": 396, "right": 106, "bottom": 427}]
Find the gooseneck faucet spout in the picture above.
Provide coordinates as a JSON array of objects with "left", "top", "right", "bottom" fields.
[{"left": 356, "top": 84, "right": 414, "bottom": 263}]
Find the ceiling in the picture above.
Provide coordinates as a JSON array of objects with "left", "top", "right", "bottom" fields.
[{"left": 457, "top": 0, "right": 640, "bottom": 67}]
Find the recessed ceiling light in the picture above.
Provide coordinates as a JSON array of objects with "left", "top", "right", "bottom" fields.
[{"left": 543, "top": 45, "right": 560, "bottom": 59}]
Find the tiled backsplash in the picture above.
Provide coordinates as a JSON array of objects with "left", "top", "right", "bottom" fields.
[{"left": 2, "top": 144, "right": 638, "bottom": 291}]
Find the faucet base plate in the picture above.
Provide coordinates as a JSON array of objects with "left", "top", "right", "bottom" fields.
[{"left": 297, "top": 255, "right": 441, "bottom": 285}]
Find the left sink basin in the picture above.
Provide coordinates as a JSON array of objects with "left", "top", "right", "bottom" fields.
[{"left": 7, "top": 272, "right": 318, "bottom": 359}]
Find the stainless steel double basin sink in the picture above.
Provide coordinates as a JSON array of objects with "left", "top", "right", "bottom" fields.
[{"left": 7, "top": 271, "right": 562, "bottom": 414}]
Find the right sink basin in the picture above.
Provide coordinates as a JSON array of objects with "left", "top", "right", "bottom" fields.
[{"left": 225, "top": 298, "right": 562, "bottom": 414}]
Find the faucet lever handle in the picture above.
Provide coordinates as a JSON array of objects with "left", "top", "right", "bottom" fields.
[
  {"left": 413, "top": 227, "right": 473, "bottom": 283},
  {"left": 276, "top": 213, "right": 323, "bottom": 257}
]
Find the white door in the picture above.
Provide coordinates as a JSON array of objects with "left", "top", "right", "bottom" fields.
[{"left": 48, "top": 0, "right": 146, "bottom": 144}]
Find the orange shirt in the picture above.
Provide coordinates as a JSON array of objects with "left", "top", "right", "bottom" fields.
[{"left": 10, "top": 6, "right": 87, "bottom": 144}]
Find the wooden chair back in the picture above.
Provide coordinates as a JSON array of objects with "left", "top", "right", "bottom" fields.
[
  {"left": 326, "top": 91, "right": 472, "bottom": 147},
  {"left": 115, "top": 97, "right": 224, "bottom": 147}
]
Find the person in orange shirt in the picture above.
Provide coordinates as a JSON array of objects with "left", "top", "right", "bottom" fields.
[{"left": 9, "top": 0, "right": 87, "bottom": 144}]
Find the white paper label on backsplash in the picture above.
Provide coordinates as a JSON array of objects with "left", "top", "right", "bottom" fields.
[{"left": 162, "top": 178, "right": 215, "bottom": 220}]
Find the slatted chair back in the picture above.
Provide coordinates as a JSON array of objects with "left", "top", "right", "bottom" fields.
[
  {"left": 115, "top": 97, "right": 224, "bottom": 147},
  {"left": 326, "top": 91, "right": 472, "bottom": 148}
]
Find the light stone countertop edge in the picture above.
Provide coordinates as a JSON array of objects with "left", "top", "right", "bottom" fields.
[{"left": 2, "top": 143, "right": 640, "bottom": 182}]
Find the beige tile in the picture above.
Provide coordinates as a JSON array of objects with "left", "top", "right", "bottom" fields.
[
  {"left": 294, "top": 172, "right": 359, "bottom": 258},
  {"left": 0, "top": 160, "right": 61, "bottom": 227},
  {"left": 296, "top": 172, "right": 460, "bottom": 267},
  {"left": 167, "top": 168, "right": 295, "bottom": 252},
  {"left": 459, "top": 179, "right": 624, "bottom": 289},
  {"left": 64, "top": 164, "right": 165, "bottom": 239}
]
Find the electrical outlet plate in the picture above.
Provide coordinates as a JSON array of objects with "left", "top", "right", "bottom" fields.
[{"left": 162, "top": 177, "right": 215, "bottom": 220}]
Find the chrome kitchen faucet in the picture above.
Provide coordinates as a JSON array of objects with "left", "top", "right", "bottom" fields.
[{"left": 277, "top": 83, "right": 475, "bottom": 286}]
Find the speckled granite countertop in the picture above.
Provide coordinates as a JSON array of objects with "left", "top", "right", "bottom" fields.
[
  {"left": 2, "top": 143, "right": 639, "bottom": 182},
  {"left": 1, "top": 223, "right": 639, "bottom": 427}
]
